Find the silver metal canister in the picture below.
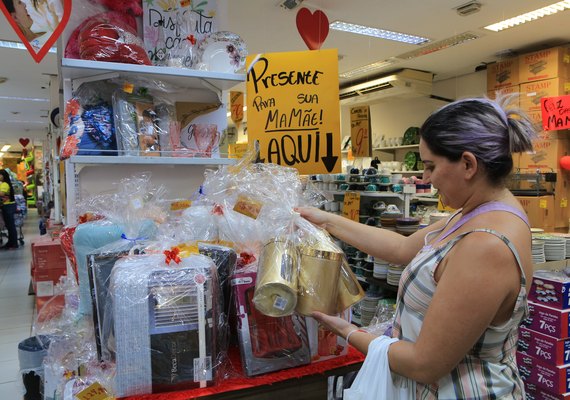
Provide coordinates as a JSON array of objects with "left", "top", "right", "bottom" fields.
[
  {"left": 296, "top": 244, "right": 343, "bottom": 316},
  {"left": 253, "top": 238, "right": 299, "bottom": 317}
]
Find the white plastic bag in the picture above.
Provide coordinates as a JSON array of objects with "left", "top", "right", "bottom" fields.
[{"left": 344, "top": 336, "right": 416, "bottom": 400}]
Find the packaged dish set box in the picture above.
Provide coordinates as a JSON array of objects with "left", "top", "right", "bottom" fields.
[
  {"left": 519, "top": 46, "right": 570, "bottom": 83},
  {"left": 487, "top": 57, "right": 519, "bottom": 90},
  {"left": 522, "top": 300, "right": 570, "bottom": 338},
  {"left": 517, "top": 351, "right": 570, "bottom": 395},
  {"left": 529, "top": 271, "right": 570, "bottom": 310},
  {"left": 518, "top": 326, "right": 570, "bottom": 367}
]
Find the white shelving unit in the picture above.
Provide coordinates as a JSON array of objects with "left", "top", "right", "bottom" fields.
[
  {"left": 60, "top": 59, "right": 245, "bottom": 223},
  {"left": 372, "top": 144, "right": 419, "bottom": 152},
  {"left": 68, "top": 155, "right": 237, "bottom": 166}
]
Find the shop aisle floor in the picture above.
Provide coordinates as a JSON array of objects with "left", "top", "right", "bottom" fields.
[{"left": 0, "top": 213, "right": 41, "bottom": 399}]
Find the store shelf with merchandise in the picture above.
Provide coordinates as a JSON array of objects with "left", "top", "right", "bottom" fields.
[{"left": 59, "top": 57, "right": 245, "bottom": 224}]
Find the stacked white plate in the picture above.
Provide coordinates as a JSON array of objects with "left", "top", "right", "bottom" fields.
[
  {"left": 531, "top": 239, "right": 546, "bottom": 264},
  {"left": 387, "top": 264, "right": 406, "bottom": 286},
  {"left": 552, "top": 233, "right": 570, "bottom": 258},
  {"left": 360, "top": 295, "right": 382, "bottom": 326},
  {"left": 542, "top": 235, "right": 566, "bottom": 261},
  {"left": 373, "top": 259, "right": 390, "bottom": 279}
]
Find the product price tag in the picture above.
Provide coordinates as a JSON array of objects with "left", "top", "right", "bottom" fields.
[
  {"left": 539, "top": 199, "right": 548, "bottom": 209},
  {"left": 561, "top": 198, "right": 568, "bottom": 208},
  {"left": 77, "top": 382, "right": 113, "bottom": 400},
  {"left": 342, "top": 191, "right": 360, "bottom": 222}
]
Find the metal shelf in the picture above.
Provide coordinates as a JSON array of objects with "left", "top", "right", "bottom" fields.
[
  {"left": 60, "top": 58, "right": 245, "bottom": 92},
  {"left": 68, "top": 155, "right": 237, "bottom": 166},
  {"left": 372, "top": 144, "right": 419, "bottom": 151}
]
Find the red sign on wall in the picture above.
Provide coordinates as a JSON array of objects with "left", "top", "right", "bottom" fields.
[{"left": 541, "top": 95, "right": 570, "bottom": 131}]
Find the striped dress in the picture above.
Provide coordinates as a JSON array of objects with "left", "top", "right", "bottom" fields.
[{"left": 392, "top": 202, "right": 529, "bottom": 399}]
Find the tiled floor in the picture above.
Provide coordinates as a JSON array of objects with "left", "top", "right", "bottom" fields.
[{"left": 0, "top": 212, "right": 41, "bottom": 399}]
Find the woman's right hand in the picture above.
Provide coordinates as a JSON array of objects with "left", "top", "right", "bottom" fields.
[{"left": 295, "top": 206, "right": 331, "bottom": 228}]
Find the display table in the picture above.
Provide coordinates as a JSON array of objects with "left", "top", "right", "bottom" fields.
[{"left": 123, "top": 347, "right": 365, "bottom": 400}]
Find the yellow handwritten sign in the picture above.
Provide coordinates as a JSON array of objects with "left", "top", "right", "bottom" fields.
[
  {"left": 539, "top": 199, "right": 548, "bottom": 209},
  {"left": 246, "top": 49, "right": 341, "bottom": 175},
  {"left": 350, "top": 106, "right": 371, "bottom": 157},
  {"left": 561, "top": 198, "right": 568, "bottom": 208},
  {"left": 342, "top": 192, "right": 360, "bottom": 222},
  {"left": 77, "top": 382, "right": 113, "bottom": 400}
]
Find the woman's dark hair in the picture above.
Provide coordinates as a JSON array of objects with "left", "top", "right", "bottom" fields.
[
  {"left": 419, "top": 94, "right": 537, "bottom": 185},
  {"left": 0, "top": 169, "right": 15, "bottom": 202},
  {"left": 3, "top": 0, "right": 16, "bottom": 14}
]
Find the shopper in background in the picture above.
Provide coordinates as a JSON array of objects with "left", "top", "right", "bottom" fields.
[
  {"left": 297, "top": 95, "right": 536, "bottom": 399},
  {"left": 0, "top": 169, "right": 19, "bottom": 250}
]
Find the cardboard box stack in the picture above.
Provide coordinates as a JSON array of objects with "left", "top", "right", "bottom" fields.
[
  {"left": 31, "top": 236, "right": 67, "bottom": 311},
  {"left": 518, "top": 271, "right": 570, "bottom": 398},
  {"left": 488, "top": 46, "right": 570, "bottom": 231}
]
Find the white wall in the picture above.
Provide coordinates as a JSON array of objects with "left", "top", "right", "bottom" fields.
[{"left": 340, "top": 70, "right": 488, "bottom": 145}]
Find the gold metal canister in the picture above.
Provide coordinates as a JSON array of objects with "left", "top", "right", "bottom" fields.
[
  {"left": 296, "top": 244, "right": 343, "bottom": 316},
  {"left": 336, "top": 258, "right": 365, "bottom": 313},
  {"left": 252, "top": 238, "right": 299, "bottom": 317}
]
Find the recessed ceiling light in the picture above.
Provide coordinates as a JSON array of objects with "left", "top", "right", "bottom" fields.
[
  {"left": 484, "top": 1, "right": 570, "bottom": 32},
  {"left": 395, "top": 32, "right": 480, "bottom": 60},
  {"left": 0, "top": 39, "right": 56, "bottom": 53},
  {"left": 1, "top": 145, "right": 11, "bottom": 152},
  {"left": 330, "top": 20, "right": 430, "bottom": 45}
]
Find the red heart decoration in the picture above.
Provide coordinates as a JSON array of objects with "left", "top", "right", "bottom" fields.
[
  {"left": 296, "top": 7, "right": 329, "bottom": 50},
  {"left": 19, "top": 138, "right": 30, "bottom": 147},
  {"left": 0, "top": 0, "right": 71, "bottom": 63}
]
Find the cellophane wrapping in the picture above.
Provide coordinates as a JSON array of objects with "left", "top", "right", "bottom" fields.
[
  {"left": 72, "top": 173, "right": 164, "bottom": 316},
  {"left": 60, "top": 81, "right": 118, "bottom": 160},
  {"left": 231, "top": 266, "right": 311, "bottom": 377},
  {"left": 107, "top": 253, "right": 224, "bottom": 397},
  {"left": 111, "top": 78, "right": 176, "bottom": 157},
  {"left": 30, "top": 276, "right": 105, "bottom": 400},
  {"left": 199, "top": 151, "right": 328, "bottom": 256},
  {"left": 74, "top": 7, "right": 151, "bottom": 65}
]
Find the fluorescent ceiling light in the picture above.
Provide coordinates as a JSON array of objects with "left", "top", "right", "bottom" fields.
[
  {"left": 0, "top": 153, "right": 4, "bottom": 157},
  {"left": 484, "top": 1, "right": 570, "bottom": 32},
  {"left": 396, "top": 32, "right": 480, "bottom": 60},
  {"left": 339, "top": 59, "right": 398, "bottom": 79},
  {"left": 6, "top": 120, "right": 46, "bottom": 124},
  {"left": 0, "top": 96, "right": 49, "bottom": 102},
  {"left": 330, "top": 20, "right": 429, "bottom": 45},
  {"left": 0, "top": 39, "right": 57, "bottom": 53},
  {"left": 0, "top": 145, "right": 11, "bottom": 152}
]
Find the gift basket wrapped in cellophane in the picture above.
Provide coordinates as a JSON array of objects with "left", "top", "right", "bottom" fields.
[{"left": 72, "top": 172, "right": 165, "bottom": 317}]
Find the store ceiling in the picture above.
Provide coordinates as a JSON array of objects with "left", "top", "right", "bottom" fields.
[{"left": 0, "top": 0, "right": 568, "bottom": 154}]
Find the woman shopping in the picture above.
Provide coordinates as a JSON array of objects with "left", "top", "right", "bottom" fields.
[
  {"left": 0, "top": 169, "right": 19, "bottom": 250},
  {"left": 297, "top": 95, "right": 536, "bottom": 399}
]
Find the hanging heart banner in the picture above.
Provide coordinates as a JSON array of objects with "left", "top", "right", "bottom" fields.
[
  {"left": 19, "top": 137, "right": 30, "bottom": 147},
  {"left": 296, "top": 7, "right": 329, "bottom": 50},
  {"left": 0, "top": 0, "right": 71, "bottom": 63}
]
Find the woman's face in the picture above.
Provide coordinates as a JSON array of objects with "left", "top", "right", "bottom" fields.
[
  {"left": 12, "top": 0, "right": 34, "bottom": 30},
  {"left": 419, "top": 139, "right": 465, "bottom": 209}
]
